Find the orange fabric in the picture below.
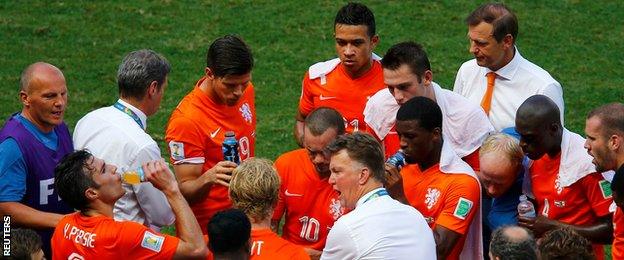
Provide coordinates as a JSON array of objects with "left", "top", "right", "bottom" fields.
[
  {"left": 299, "top": 62, "right": 385, "bottom": 133},
  {"left": 613, "top": 207, "right": 624, "bottom": 259},
  {"left": 165, "top": 77, "right": 256, "bottom": 234},
  {"left": 250, "top": 229, "right": 310, "bottom": 260},
  {"left": 480, "top": 72, "right": 496, "bottom": 115},
  {"left": 530, "top": 153, "right": 612, "bottom": 258},
  {"left": 401, "top": 163, "right": 480, "bottom": 260},
  {"left": 51, "top": 213, "right": 179, "bottom": 259},
  {"left": 272, "top": 149, "right": 345, "bottom": 250}
]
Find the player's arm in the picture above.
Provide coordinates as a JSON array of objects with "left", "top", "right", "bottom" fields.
[
  {"left": 0, "top": 202, "right": 64, "bottom": 228},
  {"left": 133, "top": 146, "right": 175, "bottom": 227},
  {"left": 144, "top": 160, "right": 207, "bottom": 259},
  {"left": 304, "top": 247, "right": 321, "bottom": 260},
  {"left": 519, "top": 214, "right": 612, "bottom": 244},
  {"left": 295, "top": 73, "right": 314, "bottom": 148},
  {"left": 173, "top": 161, "right": 237, "bottom": 204},
  {"left": 433, "top": 225, "right": 463, "bottom": 259}
]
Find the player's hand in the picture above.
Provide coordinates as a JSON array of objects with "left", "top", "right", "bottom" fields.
[
  {"left": 518, "top": 215, "right": 555, "bottom": 237},
  {"left": 304, "top": 247, "right": 322, "bottom": 260},
  {"left": 384, "top": 163, "right": 402, "bottom": 188},
  {"left": 205, "top": 161, "right": 238, "bottom": 187},
  {"left": 144, "top": 159, "right": 179, "bottom": 195}
]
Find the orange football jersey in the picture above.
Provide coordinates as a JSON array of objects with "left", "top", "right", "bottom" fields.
[
  {"left": 299, "top": 61, "right": 385, "bottom": 133},
  {"left": 401, "top": 163, "right": 480, "bottom": 260},
  {"left": 250, "top": 229, "right": 310, "bottom": 260},
  {"left": 272, "top": 149, "right": 344, "bottom": 250},
  {"left": 51, "top": 213, "right": 179, "bottom": 259},
  {"left": 613, "top": 207, "right": 624, "bottom": 259},
  {"left": 530, "top": 153, "right": 612, "bottom": 258},
  {"left": 165, "top": 77, "right": 256, "bottom": 233}
]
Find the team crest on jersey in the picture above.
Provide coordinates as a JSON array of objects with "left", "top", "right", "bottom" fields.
[
  {"left": 239, "top": 103, "right": 253, "bottom": 123},
  {"left": 425, "top": 188, "right": 441, "bottom": 210},
  {"left": 141, "top": 231, "right": 164, "bottom": 252},
  {"left": 554, "top": 175, "right": 563, "bottom": 194},
  {"left": 329, "top": 198, "right": 344, "bottom": 220}
]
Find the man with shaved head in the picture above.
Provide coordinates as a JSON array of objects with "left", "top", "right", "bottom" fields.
[
  {"left": 515, "top": 95, "right": 613, "bottom": 258},
  {"left": 0, "top": 62, "right": 74, "bottom": 257}
]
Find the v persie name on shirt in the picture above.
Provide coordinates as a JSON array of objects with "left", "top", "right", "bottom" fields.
[{"left": 63, "top": 223, "right": 96, "bottom": 248}]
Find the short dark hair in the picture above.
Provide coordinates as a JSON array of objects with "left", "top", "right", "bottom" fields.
[
  {"left": 117, "top": 49, "right": 171, "bottom": 99},
  {"left": 326, "top": 132, "right": 385, "bottom": 183},
  {"left": 538, "top": 227, "right": 594, "bottom": 260},
  {"left": 54, "top": 150, "right": 98, "bottom": 212},
  {"left": 208, "top": 208, "right": 251, "bottom": 255},
  {"left": 381, "top": 41, "right": 431, "bottom": 83},
  {"left": 489, "top": 226, "right": 537, "bottom": 260},
  {"left": 305, "top": 107, "right": 346, "bottom": 136},
  {"left": 587, "top": 103, "right": 624, "bottom": 138},
  {"left": 206, "top": 35, "right": 254, "bottom": 78},
  {"left": 396, "top": 96, "right": 443, "bottom": 131},
  {"left": 9, "top": 228, "right": 42, "bottom": 260},
  {"left": 466, "top": 3, "right": 518, "bottom": 43},
  {"left": 334, "top": 2, "right": 376, "bottom": 38}
]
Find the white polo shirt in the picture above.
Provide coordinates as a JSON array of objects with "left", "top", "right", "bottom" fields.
[
  {"left": 321, "top": 188, "right": 436, "bottom": 260},
  {"left": 73, "top": 99, "right": 175, "bottom": 230},
  {"left": 453, "top": 47, "right": 564, "bottom": 131}
]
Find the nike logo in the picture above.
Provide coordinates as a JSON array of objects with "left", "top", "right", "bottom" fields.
[
  {"left": 319, "top": 94, "right": 337, "bottom": 101},
  {"left": 284, "top": 189, "right": 303, "bottom": 197},
  {"left": 210, "top": 127, "right": 221, "bottom": 138}
]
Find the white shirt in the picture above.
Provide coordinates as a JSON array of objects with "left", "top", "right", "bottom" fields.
[
  {"left": 453, "top": 47, "right": 565, "bottom": 131},
  {"left": 321, "top": 188, "right": 436, "bottom": 260},
  {"left": 73, "top": 99, "right": 175, "bottom": 230}
]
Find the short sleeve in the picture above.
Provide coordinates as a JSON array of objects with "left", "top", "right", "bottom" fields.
[
  {"left": 120, "top": 221, "right": 180, "bottom": 259},
  {"left": 298, "top": 72, "right": 315, "bottom": 117},
  {"left": 436, "top": 175, "right": 480, "bottom": 235},
  {"left": 581, "top": 172, "right": 613, "bottom": 217},
  {"left": 165, "top": 116, "right": 205, "bottom": 165},
  {"left": 321, "top": 220, "right": 357, "bottom": 260},
  {"left": 0, "top": 138, "right": 27, "bottom": 202}
]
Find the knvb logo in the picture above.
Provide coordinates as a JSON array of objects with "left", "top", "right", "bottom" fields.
[{"left": 3, "top": 215, "right": 10, "bottom": 257}]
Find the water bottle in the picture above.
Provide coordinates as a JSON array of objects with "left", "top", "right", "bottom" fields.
[
  {"left": 121, "top": 168, "right": 146, "bottom": 184},
  {"left": 386, "top": 150, "right": 406, "bottom": 170},
  {"left": 222, "top": 131, "right": 240, "bottom": 165},
  {"left": 517, "top": 194, "right": 536, "bottom": 218}
]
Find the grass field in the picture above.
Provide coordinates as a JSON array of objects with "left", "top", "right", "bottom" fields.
[{"left": 1, "top": 0, "right": 622, "bottom": 257}]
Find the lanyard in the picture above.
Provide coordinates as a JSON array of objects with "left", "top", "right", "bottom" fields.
[
  {"left": 113, "top": 102, "right": 144, "bottom": 129},
  {"left": 363, "top": 188, "right": 389, "bottom": 204}
]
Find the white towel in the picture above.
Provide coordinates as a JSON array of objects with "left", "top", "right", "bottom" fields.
[{"left": 308, "top": 53, "right": 382, "bottom": 80}]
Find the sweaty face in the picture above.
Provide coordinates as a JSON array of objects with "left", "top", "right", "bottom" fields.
[
  {"left": 328, "top": 150, "right": 364, "bottom": 210},
  {"left": 516, "top": 120, "right": 551, "bottom": 160},
  {"left": 396, "top": 120, "right": 437, "bottom": 165},
  {"left": 384, "top": 65, "right": 428, "bottom": 106},
  {"left": 304, "top": 127, "right": 338, "bottom": 177},
  {"left": 22, "top": 69, "right": 68, "bottom": 132},
  {"left": 478, "top": 152, "right": 519, "bottom": 198},
  {"left": 467, "top": 22, "right": 509, "bottom": 71},
  {"left": 212, "top": 73, "right": 251, "bottom": 106},
  {"left": 87, "top": 156, "right": 124, "bottom": 203},
  {"left": 584, "top": 117, "right": 617, "bottom": 172},
  {"left": 334, "top": 24, "right": 378, "bottom": 77}
]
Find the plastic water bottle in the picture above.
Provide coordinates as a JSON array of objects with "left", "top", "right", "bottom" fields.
[
  {"left": 386, "top": 150, "right": 406, "bottom": 170},
  {"left": 517, "top": 194, "right": 536, "bottom": 218},
  {"left": 121, "top": 168, "right": 146, "bottom": 184},
  {"left": 222, "top": 131, "right": 240, "bottom": 165}
]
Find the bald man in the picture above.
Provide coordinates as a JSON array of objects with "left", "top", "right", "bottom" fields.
[
  {"left": 0, "top": 62, "right": 74, "bottom": 257},
  {"left": 515, "top": 95, "right": 613, "bottom": 258}
]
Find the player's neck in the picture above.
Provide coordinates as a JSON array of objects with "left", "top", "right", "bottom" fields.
[
  {"left": 251, "top": 218, "right": 272, "bottom": 230},
  {"left": 344, "top": 60, "right": 373, "bottom": 79},
  {"left": 119, "top": 97, "right": 150, "bottom": 117},
  {"left": 20, "top": 109, "right": 55, "bottom": 133},
  {"left": 200, "top": 78, "right": 226, "bottom": 105},
  {"left": 419, "top": 141, "right": 442, "bottom": 171},
  {"left": 81, "top": 204, "right": 113, "bottom": 218}
]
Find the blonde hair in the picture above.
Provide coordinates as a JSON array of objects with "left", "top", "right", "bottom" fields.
[
  {"left": 229, "top": 158, "right": 280, "bottom": 221},
  {"left": 480, "top": 133, "right": 524, "bottom": 167}
]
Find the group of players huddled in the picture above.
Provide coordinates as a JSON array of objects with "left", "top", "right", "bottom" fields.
[{"left": 2, "top": 2, "right": 623, "bottom": 260}]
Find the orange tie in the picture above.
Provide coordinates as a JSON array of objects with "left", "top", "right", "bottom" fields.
[{"left": 480, "top": 72, "right": 497, "bottom": 115}]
